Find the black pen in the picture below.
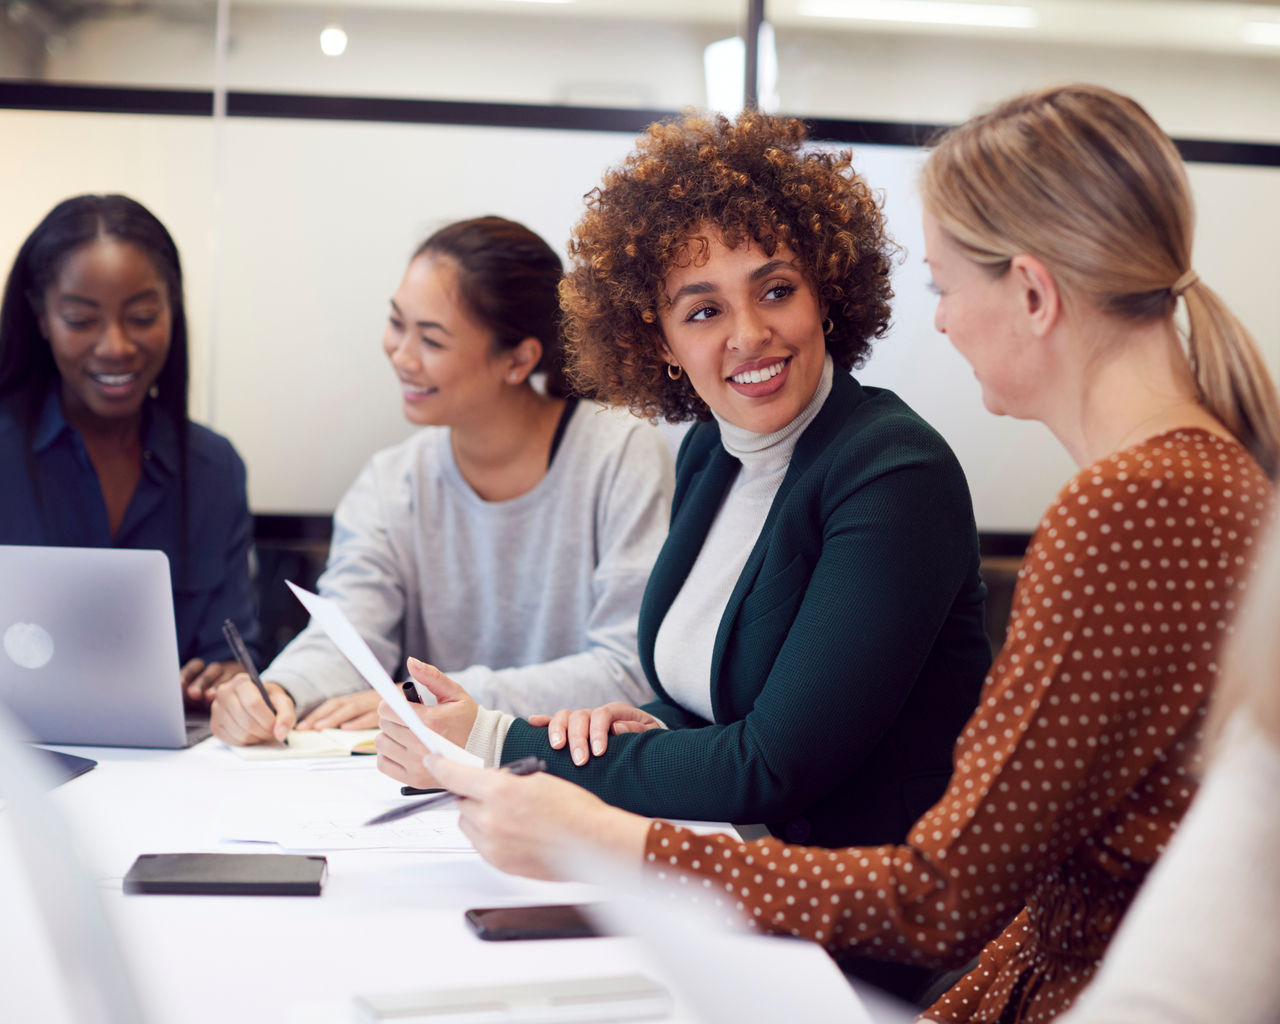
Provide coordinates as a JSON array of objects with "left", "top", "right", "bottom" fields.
[
  {"left": 363, "top": 755, "right": 546, "bottom": 827},
  {"left": 397, "top": 680, "right": 439, "bottom": 795},
  {"left": 221, "top": 618, "right": 276, "bottom": 715}
]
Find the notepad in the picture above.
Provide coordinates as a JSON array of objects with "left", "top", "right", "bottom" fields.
[{"left": 226, "top": 728, "right": 379, "bottom": 760}]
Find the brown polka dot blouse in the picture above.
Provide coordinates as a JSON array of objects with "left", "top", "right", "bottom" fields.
[{"left": 642, "top": 430, "right": 1274, "bottom": 1023}]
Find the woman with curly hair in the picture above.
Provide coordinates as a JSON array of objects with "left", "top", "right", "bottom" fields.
[
  {"left": 423, "top": 85, "right": 1279, "bottom": 1023},
  {"left": 376, "top": 114, "right": 990, "bottom": 1000}
]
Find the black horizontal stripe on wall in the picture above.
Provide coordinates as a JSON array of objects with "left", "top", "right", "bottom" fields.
[
  {"left": 0, "top": 80, "right": 212, "bottom": 116},
  {"left": 3, "top": 80, "right": 1279, "bottom": 168},
  {"left": 0, "top": 80, "right": 674, "bottom": 133},
  {"left": 254, "top": 513, "right": 333, "bottom": 545}
]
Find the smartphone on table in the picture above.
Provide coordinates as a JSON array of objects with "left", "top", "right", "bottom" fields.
[{"left": 464, "top": 903, "right": 605, "bottom": 941}]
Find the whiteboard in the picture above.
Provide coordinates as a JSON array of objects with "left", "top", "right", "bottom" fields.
[{"left": 2, "top": 108, "right": 1276, "bottom": 528}]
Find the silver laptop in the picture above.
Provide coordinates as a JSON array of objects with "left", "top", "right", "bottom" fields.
[{"left": 0, "top": 545, "right": 205, "bottom": 748}]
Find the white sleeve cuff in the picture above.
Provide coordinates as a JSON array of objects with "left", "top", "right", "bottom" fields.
[{"left": 464, "top": 706, "right": 516, "bottom": 767}]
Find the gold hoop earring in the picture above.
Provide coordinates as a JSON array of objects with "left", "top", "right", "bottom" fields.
[
  {"left": 667, "top": 364, "right": 683, "bottom": 381},
  {"left": 823, "top": 317, "right": 834, "bottom": 336}
]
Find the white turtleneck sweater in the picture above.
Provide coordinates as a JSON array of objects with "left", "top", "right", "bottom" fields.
[{"left": 652, "top": 354, "right": 834, "bottom": 722}]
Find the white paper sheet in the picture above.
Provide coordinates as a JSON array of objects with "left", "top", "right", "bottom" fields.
[
  {"left": 260, "top": 808, "right": 474, "bottom": 852},
  {"left": 286, "top": 581, "right": 481, "bottom": 767},
  {"left": 226, "top": 728, "right": 379, "bottom": 760}
]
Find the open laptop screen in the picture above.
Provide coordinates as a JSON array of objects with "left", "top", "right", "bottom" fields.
[{"left": 0, "top": 545, "right": 188, "bottom": 748}]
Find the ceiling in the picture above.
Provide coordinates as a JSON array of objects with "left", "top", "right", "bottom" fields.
[{"left": 8, "top": 0, "right": 1280, "bottom": 56}]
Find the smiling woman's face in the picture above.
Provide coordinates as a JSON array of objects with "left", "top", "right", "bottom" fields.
[
  {"left": 657, "top": 229, "right": 827, "bottom": 434},
  {"left": 381, "top": 254, "right": 512, "bottom": 429},
  {"left": 41, "top": 238, "right": 172, "bottom": 429}
]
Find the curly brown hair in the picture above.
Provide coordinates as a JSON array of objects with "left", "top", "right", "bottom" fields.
[{"left": 560, "top": 110, "right": 895, "bottom": 422}]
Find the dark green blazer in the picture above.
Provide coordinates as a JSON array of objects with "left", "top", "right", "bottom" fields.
[{"left": 504, "top": 370, "right": 990, "bottom": 849}]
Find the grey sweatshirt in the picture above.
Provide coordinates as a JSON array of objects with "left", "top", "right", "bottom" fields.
[{"left": 266, "top": 401, "right": 674, "bottom": 718}]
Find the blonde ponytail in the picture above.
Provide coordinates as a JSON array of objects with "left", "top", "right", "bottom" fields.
[
  {"left": 1182, "top": 280, "right": 1280, "bottom": 479},
  {"left": 921, "top": 83, "right": 1280, "bottom": 479}
]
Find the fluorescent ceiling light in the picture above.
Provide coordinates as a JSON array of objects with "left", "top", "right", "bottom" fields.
[
  {"left": 1242, "top": 21, "right": 1280, "bottom": 46},
  {"left": 798, "top": 0, "right": 1038, "bottom": 29}
]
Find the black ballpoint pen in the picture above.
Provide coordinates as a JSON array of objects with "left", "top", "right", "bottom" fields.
[
  {"left": 221, "top": 618, "right": 277, "bottom": 715},
  {"left": 398, "top": 680, "right": 440, "bottom": 795},
  {"left": 363, "top": 755, "right": 546, "bottom": 827}
]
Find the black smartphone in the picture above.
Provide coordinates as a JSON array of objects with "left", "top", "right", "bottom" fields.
[{"left": 464, "top": 903, "right": 604, "bottom": 941}]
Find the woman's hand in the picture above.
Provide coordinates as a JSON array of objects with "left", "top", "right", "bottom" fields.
[
  {"left": 210, "top": 676, "right": 296, "bottom": 744},
  {"left": 297, "top": 690, "right": 380, "bottom": 731},
  {"left": 376, "top": 658, "right": 478, "bottom": 788},
  {"left": 427, "top": 753, "right": 652, "bottom": 880},
  {"left": 528, "top": 703, "right": 662, "bottom": 765},
  {"left": 182, "top": 658, "right": 240, "bottom": 706}
]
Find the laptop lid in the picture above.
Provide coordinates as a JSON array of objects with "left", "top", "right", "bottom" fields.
[{"left": 0, "top": 545, "right": 187, "bottom": 748}]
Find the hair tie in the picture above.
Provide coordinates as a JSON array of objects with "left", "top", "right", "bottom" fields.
[{"left": 1171, "top": 269, "right": 1199, "bottom": 297}]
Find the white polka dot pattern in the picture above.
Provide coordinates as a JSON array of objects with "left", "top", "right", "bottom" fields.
[{"left": 641, "top": 431, "right": 1274, "bottom": 1024}]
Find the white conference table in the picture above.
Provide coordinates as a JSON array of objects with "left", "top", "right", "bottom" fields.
[{"left": 0, "top": 737, "right": 880, "bottom": 1024}]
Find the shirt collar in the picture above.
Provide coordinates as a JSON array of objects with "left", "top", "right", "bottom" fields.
[
  {"left": 31, "top": 381, "right": 179, "bottom": 474},
  {"left": 32, "top": 384, "right": 70, "bottom": 454}
]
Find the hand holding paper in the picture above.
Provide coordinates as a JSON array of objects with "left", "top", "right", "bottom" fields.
[{"left": 286, "top": 581, "right": 481, "bottom": 767}]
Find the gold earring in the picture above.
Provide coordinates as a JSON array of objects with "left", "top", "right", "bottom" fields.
[
  {"left": 823, "top": 317, "right": 834, "bottom": 336},
  {"left": 666, "top": 364, "right": 682, "bottom": 381}
]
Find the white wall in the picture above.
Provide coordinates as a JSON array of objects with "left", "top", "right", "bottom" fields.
[
  {"left": 4, "top": 10, "right": 1279, "bottom": 528},
  {"left": 208, "top": 118, "right": 643, "bottom": 512}
]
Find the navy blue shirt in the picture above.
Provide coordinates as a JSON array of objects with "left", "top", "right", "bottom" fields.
[{"left": 0, "top": 388, "right": 260, "bottom": 664}]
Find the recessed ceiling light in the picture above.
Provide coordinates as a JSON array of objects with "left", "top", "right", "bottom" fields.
[
  {"left": 798, "top": 0, "right": 1038, "bottom": 29},
  {"left": 320, "top": 24, "right": 347, "bottom": 57}
]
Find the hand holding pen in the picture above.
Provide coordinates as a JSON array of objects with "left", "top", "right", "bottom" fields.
[
  {"left": 221, "top": 619, "right": 275, "bottom": 713},
  {"left": 210, "top": 619, "right": 298, "bottom": 745}
]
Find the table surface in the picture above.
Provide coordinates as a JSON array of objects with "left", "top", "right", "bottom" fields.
[{"left": 0, "top": 738, "right": 879, "bottom": 1024}]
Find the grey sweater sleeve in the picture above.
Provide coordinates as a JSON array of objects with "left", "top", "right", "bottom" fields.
[{"left": 263, "top": 458, "right": 407, "bottom": 718}]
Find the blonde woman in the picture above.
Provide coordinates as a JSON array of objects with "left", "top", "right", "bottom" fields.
[
  {"left": 1059, "top": 516, "right": 1280, "bottom": 1024},
  {"left": 423, "top": 85, "right": 1280, "bottom": 1023}
]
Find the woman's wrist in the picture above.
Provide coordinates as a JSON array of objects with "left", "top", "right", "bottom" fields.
[{"left": 592, "top": 808, "right": 654, "bottom": 872}]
